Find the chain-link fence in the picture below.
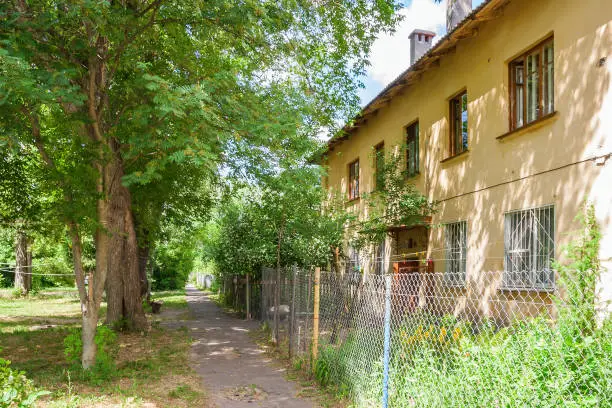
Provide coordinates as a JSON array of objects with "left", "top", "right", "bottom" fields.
[{"left": 258, "top": 265, "right": 611, "bottom": 407}]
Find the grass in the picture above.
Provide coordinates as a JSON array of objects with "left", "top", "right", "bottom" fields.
[{"left": 0, "top": 288, "right": 207, "bottom": 407}]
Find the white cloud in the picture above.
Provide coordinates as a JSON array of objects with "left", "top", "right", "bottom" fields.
[{"left": 367, "top": 0, "right": 447, "bottom": 86}]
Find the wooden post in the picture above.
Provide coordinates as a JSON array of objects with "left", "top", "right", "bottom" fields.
[
  {"left": 312, "top": 267, "right": 321, "bottom": 365},
  {"left": 246, "top": 273, "right": 250, "bottom": 320}
]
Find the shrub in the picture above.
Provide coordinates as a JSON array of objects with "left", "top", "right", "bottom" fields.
[
  {"left": 0, "top": 354, "right": 49, "bottom": 407},
  {"left": 64, "top": 325, "right": 118, "bottom": 382}
]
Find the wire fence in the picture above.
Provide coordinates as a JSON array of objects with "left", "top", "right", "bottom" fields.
[{"left": 220, "top": 263, "right": 611, "bottom": 407}]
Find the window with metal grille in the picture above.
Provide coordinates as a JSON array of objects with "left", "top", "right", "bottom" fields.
[
  {"left": 348, "top": 159, "right": 359, "bottom": 200},
  {"left": 449, "top": 91, "right": 468, "bottom": 157},
  {"left": 503, "top": 205, "right": 555, "bottom": 290},
  {"left": 406, "top": 121, "right": 419, "bottom": 177},
  {"left": 445, "top": 221, "right": 467, "bottom": 286},
  {"left": 374, "top": 241, "right": 385, "bottom": 275},
  {"left": 509, "top": 37, "right": 554, "bottom": 130},
  {"left": 374, "top": 143, "right": 385, "bottom": 191},
  {"left": 347, "top": 246, "right": 361, "bottom": 273}
]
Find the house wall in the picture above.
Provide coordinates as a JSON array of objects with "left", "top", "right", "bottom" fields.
[{"left": 324, "top": 0, "right": 612, "bottom": 320}]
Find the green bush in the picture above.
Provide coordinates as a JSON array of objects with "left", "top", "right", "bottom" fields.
[
  {"left": 64, "top": 325, "right": 118, "bottom": 383},
  {"left": 0, "top": 354, "right": 48, "bottom": 407}
]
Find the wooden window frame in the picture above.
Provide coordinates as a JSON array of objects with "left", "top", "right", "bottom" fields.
[
  {"left": 509, "top": 36, "right": 554, "bottom": 131},
  {"left": 405, "top": 121, "right": 419, "bottom": 178},
  {"left": 373, "top": 142, "right": 385, "bottom": 192},
  {"left": 348, "top": 158, "right": 360, "bottom": 201},
  {"left": 449, "top": 91, "right": 468, "bottom": 157}
]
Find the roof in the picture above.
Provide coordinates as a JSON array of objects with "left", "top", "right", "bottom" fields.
[{"left": 322, "top": 0, "right": 510, "bottom": 157}]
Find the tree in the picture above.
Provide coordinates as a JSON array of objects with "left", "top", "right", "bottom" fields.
[
  {"left": 1, "top": 0, "right": 401, "bottom": 368},
  {"left": 0, "top": 149, "right": 51, "bottom": 294}
]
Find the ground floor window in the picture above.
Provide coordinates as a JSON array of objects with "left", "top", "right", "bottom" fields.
[
  {"left": 503, "top": 205, "right": 555, "bottom": 290},
  {"left": 374, "top": 241, "right": 385, "bottom": 275},
  {"left": 445, "top": 221, "right": 467, "bottom": 285},
  {"left": 347, "top": 247, "right": 361, "bottom": 273}
]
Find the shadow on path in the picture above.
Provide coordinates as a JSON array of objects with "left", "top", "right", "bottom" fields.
[{"left": 186, "top": 285, "right": 315, "bottom": 408}]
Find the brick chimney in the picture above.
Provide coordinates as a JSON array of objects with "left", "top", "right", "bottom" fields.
[
  {"left": 447, "top": 0, "right": 472, "bottom": 32},
  {"left": 409, "top": 29, "right": 436, "bottom": 65}
]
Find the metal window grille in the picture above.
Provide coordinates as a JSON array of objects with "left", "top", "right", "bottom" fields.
[
  {"left": 375, "top": 241, "right": 385, "bottom": 275},
  {"left": 503, "top": 205, "right": 555, "bottom": 290},
  {"left": 445, "top": 221, "right": 467, "bottom": 286},
  {"left": 347, "top": 246, "right": 361, "bottom": 273}
]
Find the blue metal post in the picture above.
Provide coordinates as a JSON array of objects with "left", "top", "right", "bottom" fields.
[{"left": 382, "top": 274, "right": 392, "bottom": 408}]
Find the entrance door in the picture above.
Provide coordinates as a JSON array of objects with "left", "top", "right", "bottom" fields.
[{"left": 393, "top": 260, "right": 421, "bottom": 314}]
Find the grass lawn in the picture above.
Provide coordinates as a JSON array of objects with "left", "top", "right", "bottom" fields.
[{"left": 0, "top": 288, "right": 207, "bottom": 407}]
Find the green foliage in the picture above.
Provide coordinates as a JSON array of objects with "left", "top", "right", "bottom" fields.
[
  {"left": 150, "top": 225, "right": 197, "bottom": 291},
  {"left": 352, "top": 145, "right": 436, "bottom": 249},
  {"left": 205, "top": 166, "right": 352, "bottom": 283},
  {"left": 314, "top": 207, "right": 612, "bottom": 407},
  {"left": 64, "top": 326, "right": 118, "bottom": 382},
  {"left": 554, "top": 204, "right": 601, "bottom": 337},
  {"left": 0, "top": 353, "right": 49, "bottom": 407}
]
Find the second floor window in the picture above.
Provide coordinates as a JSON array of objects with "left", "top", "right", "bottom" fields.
[
  {"left": 406, "top": 121, "right": 419, "bottom": 177},
  {"left": 348, "top": 159, "right": 359, "bottom": 200},
  {"left": 449, "top": 91, "right": 468, "bottom": 156},
  {"left": 374, "top": 143, "right": 385, "bottom": 191},
  {"left": 510, "top": 37, "right": 554, "bottom": 130}
]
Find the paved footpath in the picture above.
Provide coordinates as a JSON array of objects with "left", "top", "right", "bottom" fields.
[{"left": 186, "top": 285, "right": 315, "bottom": 408}]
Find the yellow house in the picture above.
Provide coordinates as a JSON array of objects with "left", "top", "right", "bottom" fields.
[{"left": 322, "top": 0, "right": 612, "bottom": 321}]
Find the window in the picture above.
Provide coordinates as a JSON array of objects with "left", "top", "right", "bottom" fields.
[
  {"left": 406, "top": 121, "right": 419, "bottom": 177},
  {"left": 375, "top": 241, "right": 385, "bottom": 275},
  {"left": 348, "top": 159, "right": 359, "bottom": 200},
  {"left": 347, "top": 247, "right": 361, "bottom": 273},
  {"left": 449, "top": 91, "right": 468, "bottom": 156},
  {"left": 374, "top": 143, "right": 385, "bottom": 191},
  {"left": 445, "top": 221, "right": 467, "bottom": 286},
  {"left": 510, "top": 38, "right": 554, "bottom": 130},
  {"left": 503, "top": 205, "right": 555, "bottom": 290}
]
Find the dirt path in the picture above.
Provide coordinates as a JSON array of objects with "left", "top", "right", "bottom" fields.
[{"left": 186, "top": 285, "right": 315, "bottom": 408}]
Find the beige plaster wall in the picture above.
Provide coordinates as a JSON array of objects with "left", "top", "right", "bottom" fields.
[{"left": 324, "top": 0, "right": 612, "bottom": 319}]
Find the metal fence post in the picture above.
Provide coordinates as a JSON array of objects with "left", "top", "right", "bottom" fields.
[
  {"left": 289, "top": 265, "right": 297, "bottom": 359},
  {"left": 382, "top": 274, "right": 392, "bottom": 408},
  {"left": 312, "top": 267, "right": 321, "bottom": 367}
]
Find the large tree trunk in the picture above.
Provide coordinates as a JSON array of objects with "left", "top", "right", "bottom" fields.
[
  {"left": 104, "top": 157, "right": 148, "bottom": 331},
  {"left": 14, "top": 230, "right": 30, "bottom": 294}
]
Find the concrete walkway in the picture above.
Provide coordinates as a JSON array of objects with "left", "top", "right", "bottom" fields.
[{"left": 186, "top": 285, "right": 315, "bottom": 408}]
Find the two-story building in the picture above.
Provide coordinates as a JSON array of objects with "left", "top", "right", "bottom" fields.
[{"left": 321, "top": 0, "right": 612, "bottom": 322}]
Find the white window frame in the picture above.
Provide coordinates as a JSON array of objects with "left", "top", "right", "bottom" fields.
[
  {"left": 503, "top": 205, "right": 555, "bottom": 290},
  {"left": 444, "top": 221, "right": 467, "bottom": 286}
]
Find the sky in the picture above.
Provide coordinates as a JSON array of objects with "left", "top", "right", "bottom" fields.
[{"left": 358, "top": 0, "right": 485, "bottom": 106}]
